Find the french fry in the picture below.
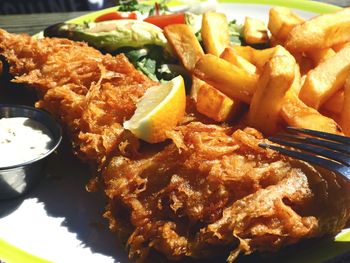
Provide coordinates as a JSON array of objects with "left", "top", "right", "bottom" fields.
[
  {"left": 282, "top": 66, "right": 341, "bottom": 134},
  {"left": 340, "top": 75, "right": 350, "bottom": 135},
  {"left": 243, "top": 17, "right": 269, "bottom": 45},
  {"left": 270, "top": 35, "right": 284, "bottom": 47},
  {"left": 300, "top": 75, "right": 307, "bottom": 87},
  {"left": 254, "top": 45, "right": 294, "bottom": 71},
  {"left": 285, "top": 7, "right": 350, "bottom": 52},
  {"left": 289, "top": 63, "right": 302, "bottom": 95},
  {"left": 228, "top": 45, "right": 255, "bottom": 61},
  {"left": 299, "top": 43, "right": 350, "bottom": 109},
  {"left": 281, "top": 92, "right": 342, "bottom": 134},
  {"left": 164, "top": 24, "right": 204, "bottom": 72},
  {"left": 268, "top": 7, "right": 304, "bottom": 42},
  {"left": 220, "top": 47, "right": 257, "bottom": 74},
  {"left": 248, "top": 54, "right": 296, "bottom": 134},
  {"left": 201, "top": 12, "right": 230, "bottom": 57},
  {"left": 332, "top": 42, "right": 348, "bottom": 52},
  {"left": 299, "top": 56, "right": 314, "bottom": 76},
  {"left": 229, "top": 45, "right": 287, "bottom": 71},
  {"left": 193, "top": 54, "right": 259, "bottom": 103},
  {"left": 190, "top": 76, "right": 203, "bottom": 101},
  {"left": 307, "top": 48, "right": 336, "bottom": 66},
  {"left": 192, "top": 75, "right": 241, "bottom": 122},
  {"left": 196, "top": 82, "right": 239, "bottom": 122},
  {"left": 281, "top": 93, "right": 342, "bottom": 134},
  {"left": 322, "top": 89, "right": 344, "bottom": 114}
]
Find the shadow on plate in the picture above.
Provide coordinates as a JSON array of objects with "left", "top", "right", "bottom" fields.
[
  {"left": 26, "top": 138, "right": 128, "bottom": 262},
  {"left": 271, "top": 236, "right": 350, "bottom": 263},
  {"left": 0, "top": 198, "right": 24, "bottom": 218}
]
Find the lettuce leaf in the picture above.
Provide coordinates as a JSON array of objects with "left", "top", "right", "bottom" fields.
[
  {"left": 228, "top": 19, "right": 243, "bottom": 45},
  {"left": 122, "top": 45, "right": 181, "bottom": 82}
]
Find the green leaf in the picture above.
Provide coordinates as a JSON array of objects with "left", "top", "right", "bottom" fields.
[
  {"left": 137, "top": 56, "right": 158, "bottom": 81},
  {"left": 147, "top": 1, "right": 170, "bottom": 16},
  {"left": 116, "top": 0, "right": 171, "bottom": 15},
  {"left": 228, "top": 19, "right": 243, "bottom": 45},
  {"left": 124, "top": 48, "right": 149, "bottom": 63},
  {"left": 116, "top": 0, "right": 152, "bottom": 13},
  {"left": 158, "top": 64, "right": 187, "bottom": 81}
]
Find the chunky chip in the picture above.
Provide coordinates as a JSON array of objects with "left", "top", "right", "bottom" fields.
[
  {"left": 248, "top": 53, "right": 296, "bottom": 134},
  {"left": 322, "top": 89, "right": 344, "bottom": 114},
  {"left": 281, "top": 92, "right": 342, "bottom": 134},
  {"left": 299, "top": 56, "right": 314, "bottom": 76},
  {"left": 285, "top": 7, "right": 350, "bottom": 52},
  {"left": 243, "top": 17, "right": 269, "bottom": 45},
  {"left": 201, "top": 12, "right": 230, "bottom": 57},
  {"left": 193, "top": 54, "right": 259, "bottom": 103},
  {"left": 307, "top": 48, "right": 336, "bottom": 66},
  {"left": 299, "top": 43, "right": 350, "bottom": 109},
  {"left": 190, "top": 76, "right": 203, "bottom": 101},
  {"left": 164, "top": 24, "right": 204, "bottom": 72},
  {"left": 341, "top": 75, "right": 350, "bottom": 135},
  {"left": 229, "top": 45, "right": 288, "bottom": 71},
  {"left": 332, "top": 42, "right": 348, "bottom": 52},
  {"left": 196, "top": 81, "right": 239, "bottom": 122},
  {"left": 268, "top": 7, "right": 304, "bottom": 42},
  {"left": 220, "top": 47, "right": 257, "bottom": 74},
  {"left": 281, "top": 66, "right": 342, "bottom": 134}
]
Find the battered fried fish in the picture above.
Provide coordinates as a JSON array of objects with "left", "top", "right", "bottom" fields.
[
  {"left": 103, "top": 122, "right": 350, "bottom": 262},
  {"left": 0, "top": 29, "right": 156, "bottom": 166}
]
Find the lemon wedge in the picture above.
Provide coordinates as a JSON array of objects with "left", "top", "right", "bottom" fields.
[{"left": 124, "top": 75, "right": 186, "bottom": 143}]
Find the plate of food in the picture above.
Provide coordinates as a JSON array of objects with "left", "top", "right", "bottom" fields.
[{"left": 0, "top": 0, "right": 349, "bottom": 263}]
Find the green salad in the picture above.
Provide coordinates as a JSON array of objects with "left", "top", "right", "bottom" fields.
[{"left": 44, "top": 0, "right": 243, "bottom": 82}]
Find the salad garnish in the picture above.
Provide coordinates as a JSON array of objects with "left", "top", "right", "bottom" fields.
[{"left": 44, "top": 0, "right": 244, "bottom": 81}]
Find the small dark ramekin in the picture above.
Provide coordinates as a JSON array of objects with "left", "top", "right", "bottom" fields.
[{"left": 0, "top": 104, "right": 62, "bottom": 199}]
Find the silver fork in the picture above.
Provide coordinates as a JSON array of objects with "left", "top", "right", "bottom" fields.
[{"left": 259, "top": 127, "right": 350, "bottom": 182}]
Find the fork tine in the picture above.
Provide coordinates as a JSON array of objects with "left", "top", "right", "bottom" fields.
[
  {"left": 287, "top": 127, "right": 350, "bottom": 145},
  {"left": 269, "top": 136, "right": 350, "bottom": 166},
  {"left": 259, "top": 143, "right": 346, "bottom": 175},
  {"left": 276, "top": 133, "right": 350, "bottom": 155}
]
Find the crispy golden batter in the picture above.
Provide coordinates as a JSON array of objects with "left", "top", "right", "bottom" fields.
[
  {"left": 103, "top": 122, "right": 350, "bottom": 262},
  {"left": 0, "top": 29, "right": 156, "bottom": 165},
  {"left": 1, "top": 29, "right": 349, "bottom": 262}
]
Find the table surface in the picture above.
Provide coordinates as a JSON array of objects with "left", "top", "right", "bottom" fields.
[
  {"left": 0, "top": 11, "right": 89, "bottom": 35},
  {"left": 0, "top": 0, "right": 349, "bottom": 35},
  {"left": 0, "top": 1, "right": 349, "bottom": 263}
]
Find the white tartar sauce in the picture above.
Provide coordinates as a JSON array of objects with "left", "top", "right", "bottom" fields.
[{"left": 0, "top": 117, "right": 53, "bottom": 167}]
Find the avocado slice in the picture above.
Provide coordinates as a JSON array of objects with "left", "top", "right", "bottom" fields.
[{"left": 44, "top": 19, "right": 167, "bottom": 52}]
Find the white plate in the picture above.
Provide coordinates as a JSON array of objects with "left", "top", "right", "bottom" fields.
[{"left": 0, "top": 1, "right": 349, "bottom": 263}]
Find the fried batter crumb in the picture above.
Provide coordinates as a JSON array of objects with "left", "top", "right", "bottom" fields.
[{"left": 103, "top": 122, "right": 350, "bottom": 262}]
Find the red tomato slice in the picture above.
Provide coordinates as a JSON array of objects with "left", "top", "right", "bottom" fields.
[
  {"left": 144, "top": 13, "right": 186, "bottom": 29},
  {"left": 95, "top": 12, "right": 137, "bottom": 22}
]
